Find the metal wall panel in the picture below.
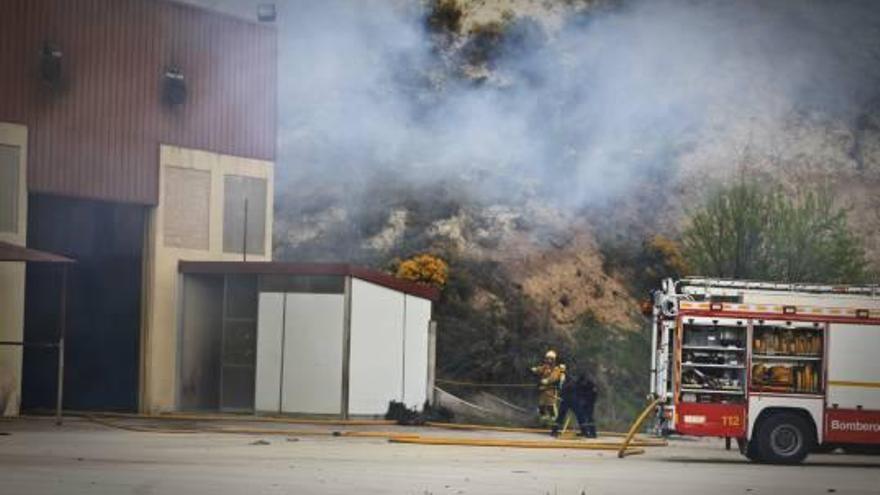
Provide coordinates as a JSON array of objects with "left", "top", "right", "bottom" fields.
[
  {"left": 828, "top": 323, "right": 880, "bottom": 410},
  {"left": 348, "top": 279, "right": 405, "bottom": 416},
  {"left": 254, "top": 292, "right": 283, "bottom": 413},
  {"left": 281, "top": 293, "right": 345, "bottom": 415},
  {"left": 0, "top": 0, "right": 276, "bottom": 205},
  {"left": 403, "top": 295, "right": 431, "bottom": 410}
]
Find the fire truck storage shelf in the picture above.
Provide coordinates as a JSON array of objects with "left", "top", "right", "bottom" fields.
[
  {"left": 682, "top": 345, "right": 745, "bottom": 351},
  {"left": 679, "top": 321, "right": 747, "bottom": 403},
  {"left": 751, "top": 324, "right": 824, "bottom": 395}
]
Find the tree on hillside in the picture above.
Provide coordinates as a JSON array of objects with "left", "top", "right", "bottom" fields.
[{"left": 682, "top": 179, "right": 867, "bottom": 283}]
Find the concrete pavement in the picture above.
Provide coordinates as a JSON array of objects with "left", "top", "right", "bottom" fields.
[{"left": 1, "top": 417, "right": 878, "bottom": 495}]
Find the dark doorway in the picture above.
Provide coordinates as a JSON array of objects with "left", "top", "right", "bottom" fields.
[
  {"left": 178, "top": 273, "right": 257, "bottom": 412},
  {"left": 22, "top": 194, "right": 144, "bottom": 412}
]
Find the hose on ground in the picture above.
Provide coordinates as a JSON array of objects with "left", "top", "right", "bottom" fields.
[
  {"left": 389, "top": 436, "right": 646, "bottom": 455},
  {"left": 617, "top": 397, "right": 665, "bottom": 458}
]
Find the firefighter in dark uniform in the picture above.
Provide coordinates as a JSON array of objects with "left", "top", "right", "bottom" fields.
[
  {"left": 578, "top": 372, "right": 598, "bottom": 438},
  {"left": 551, "top": 370, "right": 598, "bottom": 438}
]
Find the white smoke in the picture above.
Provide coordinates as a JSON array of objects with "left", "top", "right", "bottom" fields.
[{"left": 274, "top": 0, "right": 880, "bottom": 208}]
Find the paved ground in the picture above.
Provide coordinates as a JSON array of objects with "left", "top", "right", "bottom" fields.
[{"left": 1, "top": 417, "right": 879, "bottom": 495}]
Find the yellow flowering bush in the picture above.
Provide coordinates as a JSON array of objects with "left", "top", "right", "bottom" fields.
[
  {"left": 646, "top": 234, "right": 690, "bottom": 277},
  {"left": 396, "top": 254, "right": 449, "bottom": 288}
]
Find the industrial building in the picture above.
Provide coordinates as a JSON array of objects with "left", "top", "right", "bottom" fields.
[{"left": 0, "top": 0, "right": 276, "bottom": 415}]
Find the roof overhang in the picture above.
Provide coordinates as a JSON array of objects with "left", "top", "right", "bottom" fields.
[
  {"left": 178, "top": 261, "right": 439, "bottom": 301},
  {"left": 0, "top": 241, "right": 75, "bottom": 263}
]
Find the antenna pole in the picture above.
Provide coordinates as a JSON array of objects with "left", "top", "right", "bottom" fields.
[{"left": 242, "top": 198, "right": 249, "bottom": 262}]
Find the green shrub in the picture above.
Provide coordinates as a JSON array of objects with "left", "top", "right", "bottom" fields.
[{"left": 683, "top": 178, "right": 867, "bottom": 284}]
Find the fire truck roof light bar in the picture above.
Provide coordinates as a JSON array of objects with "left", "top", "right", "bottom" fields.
[{"left": 681, "top": 277, "right": 880, "bottom": 297}]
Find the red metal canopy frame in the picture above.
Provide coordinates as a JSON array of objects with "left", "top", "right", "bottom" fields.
[{"left": 0, "top": 241, "right": 74, "bottom": 425}]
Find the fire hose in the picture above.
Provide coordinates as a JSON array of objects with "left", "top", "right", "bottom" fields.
[{"left": 618, "top": 396, "right": 665, "bottom": 458}]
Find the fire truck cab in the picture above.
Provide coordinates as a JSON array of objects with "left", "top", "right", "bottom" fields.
[{"left": 650, "top": 277, "right": 880, "bottom": 463}]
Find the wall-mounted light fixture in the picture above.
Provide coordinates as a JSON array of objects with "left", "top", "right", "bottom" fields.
[
  {"left": 162, "top": 67, "right": 186, "bottom": 106},
  {"left": 39, "top": 42, "right": 63, "bottom": 87},
  {"left": 257, "top": 3, "right": 276, "bottom": 22}
]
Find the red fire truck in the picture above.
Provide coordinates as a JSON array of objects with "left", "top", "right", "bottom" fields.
[{"left": 650, "top": 277, "right": 880, "bottom": 463}]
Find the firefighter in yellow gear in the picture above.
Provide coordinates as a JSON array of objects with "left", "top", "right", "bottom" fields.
[{"left": 531, "top": 350, "right": 566, "bottom": 424}]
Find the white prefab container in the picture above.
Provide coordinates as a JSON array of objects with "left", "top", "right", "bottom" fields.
[
  {"left": 258, "top": 278, "right": 433, "bottom": 416},
  {"left": 178, "top": 263, "right": 437, "bottom": 417}
]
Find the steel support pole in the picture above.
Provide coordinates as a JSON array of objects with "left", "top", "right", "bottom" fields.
[
  {"left": 242, "top": 198, "right": 249, "bottom": 262},
  {"left": 427, "top": 321, "right": 437, "bottom": 406},
  {"left": 340, "top": 276, "right": 353, "bottom": 420},
  {"left": 56, "top": 266, "right": 68, "bottom": 426}
]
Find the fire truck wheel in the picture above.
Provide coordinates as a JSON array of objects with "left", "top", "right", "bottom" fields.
[
  {"left": 754, "top": 413, "right": 813, "bottom": 464},
  {"left": 741, "top": 439, "right": 759, "bottom": 461},
  {"left": 736, "top": 437, "right": 758, "bottom": 460}
]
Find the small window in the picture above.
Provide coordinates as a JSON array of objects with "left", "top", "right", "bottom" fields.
[
  {"left": 163, "top": 166, "right": 210, "bottom": 249},
  {"left": 0, "top": 145, "right": 20, "bottom": 233},
  {"left": 259, "top": 275, "right": 345, "bottom": 294},
  {"left": 223, "top": 175, "right": 267, "bottom": 255}
]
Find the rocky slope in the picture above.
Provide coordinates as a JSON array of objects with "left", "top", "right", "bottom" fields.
[{"left": 275, "top": 179, "right": 643, "bottom": 330}]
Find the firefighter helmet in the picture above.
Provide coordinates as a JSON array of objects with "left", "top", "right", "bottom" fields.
[{"left": 544, "top": 350, "right": 557, "bottom": 360}]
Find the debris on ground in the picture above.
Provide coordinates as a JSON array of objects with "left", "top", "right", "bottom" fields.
[{"left": 386, "top": 400, "right": 454, "bottom": 426}]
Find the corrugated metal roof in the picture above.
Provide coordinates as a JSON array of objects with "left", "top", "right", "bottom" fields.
[{"left": 178, "top": 261, "right": 440, "bottom": 301}]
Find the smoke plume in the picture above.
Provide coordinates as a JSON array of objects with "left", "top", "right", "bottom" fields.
[{"left": 274, "top": 0, "right": 880, "bottom": 208}]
